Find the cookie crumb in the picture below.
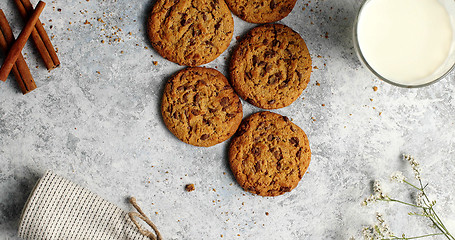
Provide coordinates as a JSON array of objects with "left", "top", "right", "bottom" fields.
[
  {"left": 373, "top": 86, "right": 378, "bottom": 91},
  {"left": 265, "top": 212, "right": 269, "bottom": 216},
  {"left": 185, "top": 184, "right": 195, "bottom": 192},
  {"left": 153, "top": 61, "right": 158, "bottom": 65}
]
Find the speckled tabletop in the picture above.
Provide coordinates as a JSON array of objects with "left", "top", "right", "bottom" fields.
[{"left": 1, "top": 0, "right": 455, "bottom": 239}]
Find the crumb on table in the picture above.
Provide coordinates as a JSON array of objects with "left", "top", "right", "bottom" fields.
[{"left": 185, "top": 184, "right": 195, "bottom": 192}]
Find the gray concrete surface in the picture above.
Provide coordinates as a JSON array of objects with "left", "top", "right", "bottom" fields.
[{"left": 1, "top": 0, "right": 454, "bottom": 239}]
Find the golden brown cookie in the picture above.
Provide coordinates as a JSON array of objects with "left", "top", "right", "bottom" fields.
[
  {"left": 225, "top": 0, "right": 297, "bottom": 23},
  {"left": 161, "top": 67, "right": 243, "bottom": 147},
  {"left": 229, "top": 111, "right": 311, "bottom": 196},
  {"left": 148, "top": 0, "right": 234, "bottom": 66},
  {"left": 230, "top": 24, "right": 312, "bottom": 109}
]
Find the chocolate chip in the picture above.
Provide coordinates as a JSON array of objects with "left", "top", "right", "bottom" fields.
[
  {"left": 246, "top": 98, "right": 256, "bottom": 105},
  {"left": 270, "top": 0, "right": 276, "bottom": 9},
  {"left": 272, "top": 148, "right": 283, "bottom": 160},
  {"left": 255, "top": 162, "right": 261, "bottom": 172},
  {"left": 263, "top": 38, "right": 269, "bottom": 45},
  {"left": 203, "top": 118, "right": 211, "bottom": 125},
  {"left": 264, "top": 51, "right": 276, "bottom": 58},
  {"left": 177, "top": 86, "right": 185, "bottom": 91},
  {"left": 275, "top": 72, "right": 282, "bottom": 79},
  {"left": 290, "top": 125, "right": 296, "bottom": 132},
  {"left": 201, "top": 134, "right": 210, "bottom": 140},
  {"left": 279, "top": 80, "right": 289, "bottom": 89},
  {"left": 202, "top": 13, "right": 207, "bottom": 21},
  {"left": 193, "top": 29, "right": 201, "bottom": 37},
  {"left": 191, "top": 109, "right": 200, "bottom": 116},
  {"left": 197, "top": 80, "right": 207, "bottom": 86},
  {"left": 226, "top": 113, "right": 236, "bottom": 118},
  {"left": 236, "top": 124, "right": 248, "bottom": 136},
  {"left": 209, "top": 108, "right": 217, "bottom": 113},
  {"left": 214, "top": 21, "right": 221, "bottom": 30},
  {"left": 265, "top": 64, "right": 272, "bottom": 73},
  {"left": 184, "top": 109, "right": 189, "bottom": 118},
  {"left": 252, "top": 55, "right": 259, "bottom": 65},
  {"left": 296, "top": 70, "right": 302, "bottom": 79},
  {"left": 268, "top": 72, "right": 282, "bottom": 84},
  {"left": 252, "top": 147, "right": 261, "bottom": 156},
  {"left": 245, "top": 71, "right": 252, "bottom": 79},
  {"left": 268, "top": 100, "right": 276, "bottom": 105},
  {"left": 268, "top": 75, "right": 277, "bottom": 85},
  {"left": 173, "top": 112, "right": 178, "bottom": 119},
  {"left": 276, "top": 161, "right": 282, "bottom": 170},
  {"left": 220, "top": 97, "right": 229, "bottom": 107},
  {"left": 182, "top": 93, "right": 189, "bottom": 103},
  {"left": 289, "top": 137, "right": 299, "bottom": 147},
  {"left": 272, "top": 40, "right": 280, "bottom": 48},
  {"left": 279, "top": 7, "right": 289, "bottom": 14},
  {"left": 267, "top": 134, "right": 273, "bottom": 141},
  {"left": 223, "top": 85, "right": 231, "bottom": 90},
  {"left": 194, "top": 93, "right": 201, "bottom": 102},
  {"left": 181, "top": 17, "right": 192, "bottom": 26},
  {"left": 205, "top": 41, "right": 214, "bottom": 46},
  {"left": 280, "top": 186, "right": 291, "bottom": 192},
  {"left": 282, "top": 116, "right": 289, "bottom": 122},
  {"left": 296, "top": 148, "right": 302, "bottom": 158}
]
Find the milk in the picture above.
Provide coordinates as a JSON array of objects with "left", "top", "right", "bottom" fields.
[{"left": 357, "top": 0, "right": 454, "bottom": 85}]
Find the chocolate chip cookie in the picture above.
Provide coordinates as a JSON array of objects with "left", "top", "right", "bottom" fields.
[
  {"left": 161, "top": 67, "right": 243, "bottom": 147},
  {"left": 230, "top": 24, "right": 312, "bottom": 109},
  {"left": 148, "top": 0, "right": 234, "bottom": 66},
  {"left": 229, "top": 111, "right": 311, "bottom": 196},
  {"left": 225, "top": 0, "right": 297, "bottom": 23}
]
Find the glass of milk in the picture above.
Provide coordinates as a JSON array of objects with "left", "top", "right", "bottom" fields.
[{"left": 354, "top": 0, "right": 455, "bottom": 87}]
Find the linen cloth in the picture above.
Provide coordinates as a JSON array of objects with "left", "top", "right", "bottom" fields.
[{"left": 18, "top": 171, "right": 149, "bottom": 240}]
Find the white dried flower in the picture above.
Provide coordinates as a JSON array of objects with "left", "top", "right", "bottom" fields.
[
  {"left": 390, "top": 171, "right": 406, "bottom": 183},
  {"left": 376, "top": 213, "right": 393, "bottom": 237},
  {"left": 362, "top": 213, "right": 394, "bottom": 239},
  {"left": 362, "top": 226, "right": 374, "bottom": 239},
  {"left": 363, "top": 194, "right": 379, "bottom": 206},
  {"left": 373, "top": 180, "right": 388, "bottom": 200},
  {"left": 416, "top": 192, "right": 424, "bottom": 207},
  {"left": 403, "top": 154, "right": 421, "bottom": 180},
  {"left": 373, "top": 180, "right": 383, "bottom": 194},
  {"left": 362, "top": 181, "right": 389, "bottom": 206}
]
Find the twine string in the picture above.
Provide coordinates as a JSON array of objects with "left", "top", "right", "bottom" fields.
[{"left": 128, "top": 197, "right": 163, "bottom": 240}]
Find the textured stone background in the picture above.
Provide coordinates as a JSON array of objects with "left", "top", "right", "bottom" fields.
[{"left": 1, "top": 0, "right": 455, "bottom": 239}]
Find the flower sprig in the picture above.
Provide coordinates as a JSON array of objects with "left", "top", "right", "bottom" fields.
[{"left": 360, "top": 154, "right": 454, "bottom": 240}]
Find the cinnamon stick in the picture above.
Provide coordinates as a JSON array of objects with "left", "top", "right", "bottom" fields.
[
  {"left": 0, "top": 11, "right": 36, "bottom": 94},
  {"left": 14, "top": 0, "right": 59, "bottom": 70},
  {"left": 0, "top": 1, "right": 45, "bottom": 82}
]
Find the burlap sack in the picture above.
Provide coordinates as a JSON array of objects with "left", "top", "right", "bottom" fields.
[{"left": 17, "top": 171, "right": 160, "bottom": 240}]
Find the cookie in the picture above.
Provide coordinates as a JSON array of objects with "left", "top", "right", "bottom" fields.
[
  {"left": 230, "top": 24, "right": 312, "bottom": 109},
  {"left": 229, "top": 111, "right": 311, "bottom": 196},
  {"left": 161, "top": 67, "right": 243, "bottom": 147},
  {"left": 225, "top": 0, "right": 297, "bottom": 23},
  {"left": 148, "top": 0, "right": 234, "bottom": 66}
]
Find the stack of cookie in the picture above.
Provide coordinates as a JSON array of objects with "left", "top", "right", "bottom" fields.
[{"left": 148, "top": 0, "right": 312, "bottom": 197}]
